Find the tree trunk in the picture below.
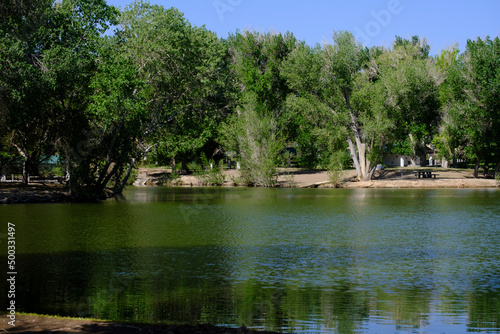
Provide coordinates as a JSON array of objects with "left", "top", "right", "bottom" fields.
[
  {"left": 115, "top": 158, "right": 136, "bottom": 194},
  {"left": 22, "top": 159, "right": 29, "bottom": 185},
  {"left": 171, "top": 157, "right": 176, "bottom": 174},
  {"left": 420, "top": 151, "right": 427, "bottom": 167},
  {"left": 474, "top": 157, "right": 480, "bottom": 178},
  {"left": 67, "top": 160, "right": 74, "bottom": 197},
  {"left": 95, "top": 120, "right": 123, "bottom": 188},
  {"left": 409, "top": 134, "right": 424, "bottom": 167},
  {"left": 12, "top": 143, "right": 29, "bottom": 185},
  {"left": 366, "top": 165, "right": 377, "bottom": 181},
  {"left": 65, "top": 145, "right": 74, "bottom": 197},
  {"left": 181, "top": 158, "right": 189, "bottom": 174},
  {"left": 356, "top": 137, "right": 367, "bottom": 178},
  {"left": 27, "top": 158, "right": 40, "bottom": 177},
  {"left": 347, "top": 138, "right": 362, "bottom": 177},
  {"left": 494, "top": 162, "right": 500, "bottom": 179},
  {"left": 347, "top": 137, "right": 375, "bottom": 181},
  {"left": 483, "top": 160, "right": 490, "bottom": 177},
  {"left": 344, "top": 94, "right": 376, "bottom": 181},
  {"left": 98, "top": 162, "right": 120, "bottom": 194}
]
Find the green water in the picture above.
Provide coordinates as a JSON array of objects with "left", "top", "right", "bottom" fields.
[{"left": 1, "top": 187, "right": 500, "bottom": 333}]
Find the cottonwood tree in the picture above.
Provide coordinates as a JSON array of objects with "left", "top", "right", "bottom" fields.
[
  {"left": 0, "top": 0, "right": 118, "bottom": 185},
  {"left": 148, "top": 29, "right": 235, "bottom": 173},
  {"left": 284, "top": 31, "right": 390, "bottom": 181},
  {"left": 73, "top": 36, "right": 145, "bottom": 197},
  {"left": 0, "top": 0, "right": 55, "bottom": 183},
  {"left": 282, "top": 42, "right": 351, "bottom": 170},
  {"left": 283, "top": 33, "right": 442, "bottom": 179},
  {"left": 432, "top": 44, "right": 460, "bottom": 167},
  {"left": 223, "top": 31, "right": 297, "bottom": 185},
  {"left": 48, "top": 0, "right": 119, "bottom": 196},
  {"left": 79, "top": 0, "right": 232, "bottom": 196},
  {"left": 377, "top": 37, "right": 442, "bottom": 166},
  {"left": 440, "top": 36, "right": 500, "bottom": 177}
]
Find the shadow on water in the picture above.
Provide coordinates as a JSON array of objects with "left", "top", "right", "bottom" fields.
[
  {"left": 1, "top": 188, "right": 500, "bottom": 333},
  {"left": 2, "top": 244, "right": 500, "bottom": 333}
]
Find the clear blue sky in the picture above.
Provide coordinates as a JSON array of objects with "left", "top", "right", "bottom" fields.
[{"left": 106, "top": 0, "right": 500, "bottom": 55}]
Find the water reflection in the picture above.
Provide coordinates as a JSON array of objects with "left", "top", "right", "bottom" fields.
[{"left": 1, "top": 188, "right": 499, "bottom": 333}]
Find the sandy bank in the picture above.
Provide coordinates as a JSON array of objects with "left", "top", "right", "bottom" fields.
[{"left": 135, "top": 167, "right": 499, "bottom": 189}]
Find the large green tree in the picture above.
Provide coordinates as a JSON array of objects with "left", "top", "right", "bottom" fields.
[
  {"left": 147, "top": 21, "right": 234, "bottom": 173},
  {"left": 0, "top": 0, "right": 118, "bottom": 186},
  {"left": 283, "top": 31, "right": 392, "bottom": 181},
  {"left": 433, "top": 44, "right": 460, "bottom": 167},
  {"left": 72, "top": 35, "right": 145, "bottom": 196},
  {"left": 377, "top": 36, "right": 442, "bottom": 166},
  {"left": 223, "top": 31, "right": 297, "bottom": 185},
  {"left": 282, "top": 42, "right": 351, "bottom": 170},
  {"left": 0, "top": 0, "right": 55, "bottom": 183},
  {"left": 440, "top": 36, "right": 500, "bottom": 177},
  {"left": 78, "top": 0, "right": 233, "bottom": 196},
  {"left": 283, "top": 34, "right": 441, "bottom": 178}
]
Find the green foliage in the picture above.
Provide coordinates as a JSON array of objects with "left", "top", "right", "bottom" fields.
[
  {"left": 394, "top": 35, "right": 431, "bottom": 59},
  {"left": 118, "top": 1, "right": 234, "bottom": 170},
  {"left": 228, "top": 30, "right": 299, "bottom": 148},
  {"left": 282, "top": 31, "right": 386, "bottom": 180},
  {"left": 194, "top": 154, "right": 226, "bottom": 186},
  {"left": 1, "top": 0, "right": 499, "bottom": 193},
  {"left": 228, "top": 100, "right": 284, "bottom": 187},
  {"left": 327, "top": 151, "right": 347, "bottom": 187},
  {"left": 70, "top": 0, "right": 233, "bottom": 195},
  {"left": 228, "top": 30, "right": 297, "bottom": 115},
  {"left": 222, "top": 31, "right": 297, "bottom": 186},
  {"left": 373, "top": 38, "right": 442, "bottom": 163},
  {"left": 0, "top": 0, "right": 119, "bottom": 188},
  {"left": 440, "top": 36, "right": 500, "bottom": 176}
]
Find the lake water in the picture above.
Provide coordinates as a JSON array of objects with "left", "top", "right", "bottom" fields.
[{"left": 1, "top": 187, "right": 500, "bottom": 333}]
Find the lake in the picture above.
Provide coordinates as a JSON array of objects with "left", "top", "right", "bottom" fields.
[{"left": 1, "top": 187, "right": 499, "bottom": 333}]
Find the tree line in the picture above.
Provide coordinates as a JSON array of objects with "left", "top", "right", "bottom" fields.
[{"left": 1, "top": 0, "right": 499, "bottom": 198}]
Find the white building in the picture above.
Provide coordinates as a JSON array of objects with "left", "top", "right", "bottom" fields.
[{"left": 382, "top": 154, "right": 421, "bottom": 167}]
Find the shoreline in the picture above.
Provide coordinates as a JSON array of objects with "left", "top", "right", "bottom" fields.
[
  {"left": 0, "top": 183, "right": 71, "bottom": 205},
  {"left": 1, "top": 169, "right": 498, "bottom": 204},
  {"left": 1, "top": 313, "right": 279, "bottom": 334},
  {"left": 337, "top": 178, "right": 499, "bottom": 189},
  {"left": 135, "top": 167, "right": 499, "bottom": 189}
]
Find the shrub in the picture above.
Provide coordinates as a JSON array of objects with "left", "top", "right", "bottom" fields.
[
  {"left": 327, "top": 151, "right": 347, "bottom": 187},
  {"left": 194, "top": 155, "right": 226, "bottom": 186}
]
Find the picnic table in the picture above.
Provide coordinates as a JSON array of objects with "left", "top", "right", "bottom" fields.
[{"left": 413, "top": 171, "right": 439, "bottom": 179}]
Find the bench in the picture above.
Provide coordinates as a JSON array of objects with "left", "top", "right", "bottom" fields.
[{"left": 413, "top": 171, "right": 439, "bottom": 179}]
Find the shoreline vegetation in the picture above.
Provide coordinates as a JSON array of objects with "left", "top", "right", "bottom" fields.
[
  {"left": 1, "top": 167, "right": 498, "bottom": 204},
  {"left": 1, "top": 0, "right": 499, "bottom": 201}
]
